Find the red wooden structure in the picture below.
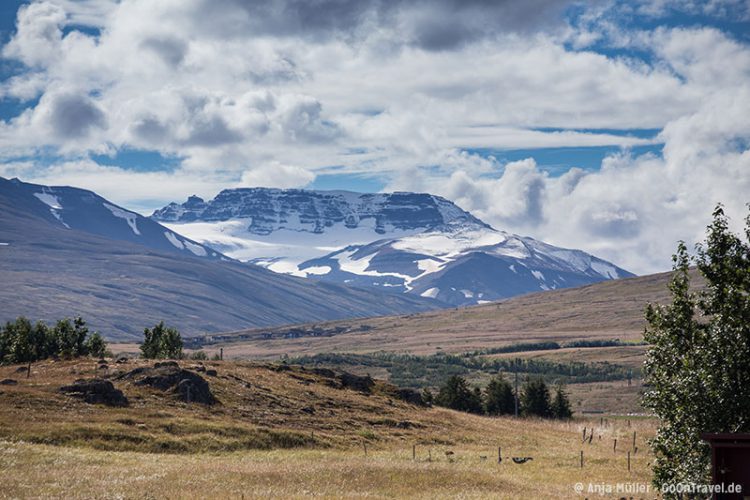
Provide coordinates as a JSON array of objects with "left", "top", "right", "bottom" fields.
[{"left": 701, "top": 433, "right": 750, "bottom": 499}]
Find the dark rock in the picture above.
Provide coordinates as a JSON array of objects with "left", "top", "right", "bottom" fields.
[
  {"left": 0, "top": 379, "right": 18, "bottom": 385},
  {"left": 175, "top": 377, "right": 215, "bottom": 405},
  {"left": 116, "top": 357, "right": 129, "bottom": 364},
  {"left": 301, "top": 406, "right": 315, "bottom": 414},
  {"left": 192, "top": 365, "right": 206, "bottom": 373},
  {"left": 338, "top": 372, "right": 374, "bottom": 393},
  {"left": 98, "top": 364, "right": 109, "bottom": 370},
  {"left": 312, "top": 367, "right": 336, "bottom": 378},
  {"left": 154, "top": 361, "right": 180, "bottom": 369},
  {"left": 15, "top": 366, "right": 28, "bottom": 373},
  {"left": 396, "top": 388, "right": 425, "bottom": 406},
  {"left": 119, "top": 364, "right": 216, "bottom": 405},
  {"left": 60, "top": 378, "right": 128, "bottom": 407},
  {"left": 205, "top": 369, "right": 217, "bottom": 377}
]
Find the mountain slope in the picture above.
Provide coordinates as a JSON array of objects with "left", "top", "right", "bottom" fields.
[
  {"left": 151, "top": 188, "right": 488, "bottom": 273},
  {"left": 152, "top": 187, "right": 633, "bottom": 305},
  {"left": 1, "top": 177, "right": 222, "bottom": 260},
  {"left": 185, "top": 268, "right": 703, "bottom": 359},
  {"left": 299, "top": 225, "right": 633, "bottom": 305},
  {"left": 0, "top": 182, "right": 439, "bottom": 341}
]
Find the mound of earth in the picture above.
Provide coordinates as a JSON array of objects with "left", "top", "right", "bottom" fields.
[
  {"left": 118, "top": 362, "right": 216, "bottom": 405},
  {"left": 59, "top": 378, "right": 129, "bottom": 407}
]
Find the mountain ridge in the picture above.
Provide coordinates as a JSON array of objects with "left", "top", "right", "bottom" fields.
[
  {"left": 151, "top": 186, "right": 633, "bottom": 303},
  {"left": 0, "top": 178, "right": 440, "bottom": 341}
]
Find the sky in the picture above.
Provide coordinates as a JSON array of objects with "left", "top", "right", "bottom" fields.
[{"left": 0, "top": 0, "right": 749, "bottom": 275}]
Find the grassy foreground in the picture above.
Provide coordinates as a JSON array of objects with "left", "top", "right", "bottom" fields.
[{"left": 0, "top": 359, "right": 654, "bottom": 498}]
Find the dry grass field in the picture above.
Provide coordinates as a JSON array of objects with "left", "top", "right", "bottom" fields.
[
  {"left": 0, "top": 358, "right": 655, "bottom": 498},
  {"left": 111, "top": 269, "right": 700, "bottom": 361}
]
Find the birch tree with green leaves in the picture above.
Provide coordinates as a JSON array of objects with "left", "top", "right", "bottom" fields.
[{"left": 644, "top": 205, "right": 750, "bottom": 489}]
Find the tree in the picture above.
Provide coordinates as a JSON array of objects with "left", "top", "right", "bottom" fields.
[
  {"left": 0, "top": 316, "right": 106, "bottom": 364},
  {"left": 551, "top": 384, "right": 572, "bottom": 419},
  {"left": 435, "top": 375, "right": 483, "bottom": 414},
  {"left": 161, "top": 325, "right": 183, "bottom": 359},
  {"left": 55, "top": 317, "right": 89, "bottom": 358},
  {"left": 644, "top": 205, "right": 750, "bottom": 488},
  {"left": 141, "top": 321, "right": 183, "bottom": 359},
  {"left": 520, "top": 377, "right": 551, "bottom": 418},
  {"left": 7, "top": 317, "right": 34, "bottom": 363},
  {"left": 86, "top": 332, "right": 107, "bottom": 358},
  {"left": 484, "top": 374, "right": 515, "bottom": 416}
]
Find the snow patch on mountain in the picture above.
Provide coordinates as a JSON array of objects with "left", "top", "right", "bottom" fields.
[
  {"left": 165, "top": 231, "right": 185, "bottom": 249},
  {"left": 103, "top": 203, "right": 141, "bottom": 235},
  {"left": 296, "top": 224, "right": 635, "bottom": 306},
  {"left": 33, "top": 192, "right": 62, "bottom": 210}
]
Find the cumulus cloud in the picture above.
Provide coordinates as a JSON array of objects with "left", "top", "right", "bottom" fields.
[
  {"left": 44, "top": 92, "right": 107, "bottom": 139},
  {"left": 0, "top": 0, "right": 748, "bottom": 274},
  {"left": 238, "top": 161, "right": 315, "bottom": 189}
]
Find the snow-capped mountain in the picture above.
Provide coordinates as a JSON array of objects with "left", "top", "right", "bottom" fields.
[
  {"left": 152, "top": 186, "right": 633, "bottom": 306},
  {"left": 0, "top": 177, "right": 221, "bottom": 260},
  {"left": 298, "top": 225, "right": 634, "bottom": 306},
  {"left": 0, "top": 178, "right": 439, "bottom": 340},
  {"left": 152, "top": 188, "right": 486, "bottom": 273}
]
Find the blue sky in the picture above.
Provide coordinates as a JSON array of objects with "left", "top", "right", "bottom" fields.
[{"left": 0, "top": 0, "right": 748, "bottom": 273}]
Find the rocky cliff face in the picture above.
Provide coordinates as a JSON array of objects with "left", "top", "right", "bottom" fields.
[{"left": 152, "top": 188, "right": 488, "bottom": 235}]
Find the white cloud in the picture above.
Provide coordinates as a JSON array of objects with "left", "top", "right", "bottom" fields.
[
  {"left": 0, "top": 1, "right": 748, "bottom": 274},
  {"left": 238, "top": 161, "right": 315, "bottom": 189}
]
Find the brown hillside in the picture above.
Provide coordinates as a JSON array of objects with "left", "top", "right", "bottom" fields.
[{"left": 174, "top": 268, "right": 703, "bottom": 359}]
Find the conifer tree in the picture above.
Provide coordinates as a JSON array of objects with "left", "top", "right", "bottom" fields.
[{"left": 484, "top": 374, "right": 516, "bottom": 415}]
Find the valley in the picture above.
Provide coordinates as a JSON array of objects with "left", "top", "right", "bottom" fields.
[{"left": 0, "top": 358, "right": 654, "bottom": 498}]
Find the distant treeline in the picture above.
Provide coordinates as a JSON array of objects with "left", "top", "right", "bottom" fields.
[
  {"left": 0, "top": 316, "right": 107, "bottom": 364},
  {"left": 429, "top": 374, "right": 572, "bottom": 419},
  {"left": 291, "top": 351, "right": 635, "bottom": 389},
  {"left": 462, "top": 338, "right": 647, "bottom": 357}
]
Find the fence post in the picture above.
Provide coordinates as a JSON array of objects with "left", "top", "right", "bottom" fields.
[
  {"left": 627, "top": 451, "right": 631, "bottom": 471},
  {"left": 413, "top": 444, "right": 416, "bottom": 461},
  {"left": 613, "top": 439, "right": 617, "bottom": 452},
  {"left": 580, "top": 450, "right": 584, "bottom": 468},
  {"left": 633, "top": 431, "right": 637, "bottom": 451},
  {"left": 498, "top": 446, "right": 501, "bottom": 464},
  {"left": 363, "top": 441, "right": 367, "bottom": 457}
]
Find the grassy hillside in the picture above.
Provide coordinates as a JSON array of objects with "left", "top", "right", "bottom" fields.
[
  {"left": 105, "top": 269, "right": 702, "bottom": 416},
  {"left": 176, "top": 268, "right": 701, "bottom": 359},
  {"left": 0, "top": 358, "right": 654, "bottom": 498}
]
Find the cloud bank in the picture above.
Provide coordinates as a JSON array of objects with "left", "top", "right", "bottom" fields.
[{"left": 0, "top": 0, "right": 748, "bottom": 274}]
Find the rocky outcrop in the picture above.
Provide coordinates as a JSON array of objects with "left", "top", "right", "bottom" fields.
[
  {"left": 152, "top": 188, "right": 486, "bottom": 235},
  {"left": 60, "top": 378, "right": 129, "bottom": 407},
  {"left": 118, "top": 362, "right": 216, "bottom": 405}
]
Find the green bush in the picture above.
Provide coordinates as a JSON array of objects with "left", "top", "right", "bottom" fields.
[{"left": 140, "top": 321, "right": 183, "bottom": 359}]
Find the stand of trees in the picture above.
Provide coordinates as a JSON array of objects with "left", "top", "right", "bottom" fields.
[
  {"left": 434, "top": 374, "right": 572, "bottom": 419},
  {"left": 644, "top": 205, "right": 750, "bottom": 487},
  {"left": 140, "top": 321, "right": 183, "bottom": 359},
  {"left": 0, "top": 316, "right": 107, "bottom": 364}
]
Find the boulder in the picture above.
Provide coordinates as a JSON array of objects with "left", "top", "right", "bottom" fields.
[
  {"left": 119, "top": 364, "right": 216, "bottom": 405},
  {"left": 60, "top": 378, "right": 129, "bottom": 407},
  {"left": 396, "top": 388, "right": 425, "bottom": 406},
  {"left": 0, "top": 379, "right": 18, "bottom": 386},
  {"left": 338, "top": 372, "right": 374, "bottom": 393}
]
